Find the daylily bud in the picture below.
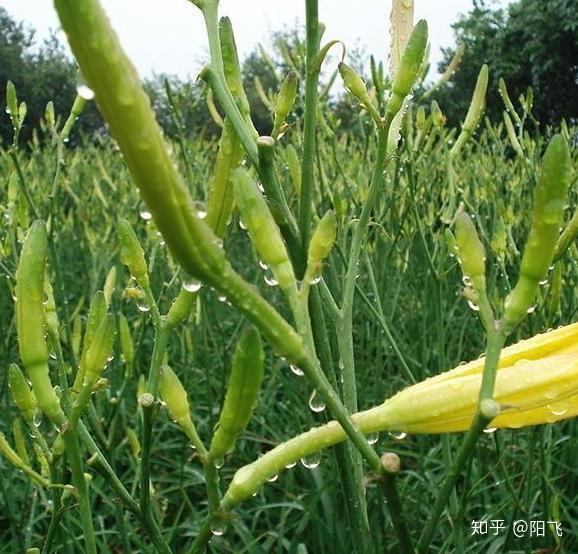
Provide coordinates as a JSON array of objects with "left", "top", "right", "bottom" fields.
[
  {"left": 385, "top": 20, "right": 428, "bottom": 120},
  {"left": 338, "top": 63, "right": 381, "bottom": 123},
  {"left": 84, "top": 313, "right": 115, "bottom": 384},
  {"left": 117, "top": 218, "right": 149, "bottom": 289},
  {"left": 209, "top": 327, "right": 264, "bottom": 461},
  {"left": 233, "top": 168, "right": 296, "bottom": 292},
  {"left": 504, "top": 135, "right": 570, "bottom": 332},
  {"left": 273, "top": 71, "right": 298, "bottom": 138},
  {"left": 9, "top": 363, "right": 37, "bottom": 423},
  {"left": 455, "top": 211, "right": 486, "bottom": 293},
  {"left": 159, "top": 365, "right": 191, "bottom": 425},
  {"left": 450, "top": 65, "right": 488, "bottom": 158},
  {"left": 306, "top": 211, "right": 338, "bottom": 283}
]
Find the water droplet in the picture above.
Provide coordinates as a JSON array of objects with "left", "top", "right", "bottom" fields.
[
  {"left": 468, "top": 300, "right": 480, "bottom": 312},
  {"left": 264, "top": 274, "right": 278, "bottom": 287},
  {"left": 213, "top": 457, "right": 225, "bottom": 469},
  {"left": 217, "top": 294, "right": 227, "bottom": 303},
  {"left": 483, "top": 427, "right": 497, "bottom": 434},
  {"left": 33, "top": 410, "right": 43, "bottom": 428},
  {"left": 49, "top": 351, "right": 57, "bottom": 360},
  {"left": 137, "top": 300, "right": 150, "bottom": 313},
  {"left": 211, "top": 524, "right": 226, "bottom": 536},
  {"left": 462, "top": 275, "right": 472, "bottom": 286},
  {"left": 308, "top": 390, "right": 326, "bottom": 413},
  {"left": 300, "top": 452, "right": 321, "bottom": 469},
  {"left": 290, "top": 364, "right": 304, "bottom": 377},
  {"left": 197, "top": 210, "right": 207, "bottom": 220},
  {"left": 547, "top": 401, "right": 568, "bottom": 416},
  {"left": 308, "top": 275, "right": 321, "bottom": 285},
  {"left": 285, "top": 461, "right": 297, "bottom": 469},
  {"left": 539, "top": 278, "right": 548, "bottom": 286},
  {"left": 139, "top": 209, "right": 152, "bottom": 221},
  {"left": 258, "top": 260, "right": 269, "bottom": 270},
  {"left": 388, "top": 431, "right": 407, "bottom": 441},
  {"left": 76, "top": 84, "right": 95, "bottom": 101},
  {"left": 182, "top": 279, "right": 202, "bottom": 293},
  {"left": 526, "top": 305, "right": 536, "bottom": 314},
  {"left": 366, "top": 432, "right": 379, "bottom": 445},
  {"left": 239, "top": 219, "right": 247, "bottom": 230},
  {"left": 267, "top": 474, "right": 279, "bottom": 482}
]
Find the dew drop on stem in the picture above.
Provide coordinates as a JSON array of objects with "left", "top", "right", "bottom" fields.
[
  {"left": 33, "top": 410, "right": 43, "bottom": 428},
  {"left": 137, "top": 300, "right": 150, "bottom": 313},
  {"left": 289, "top": 364, "right": 304, "bottom": 377},
  {"left": 210, "top": 524, "right": 226, "bottom": 537},
  {"left": 366, "top": 432, "right": 379, "bottom": 446},
  {"left": 308, "top": 390, "right": 326, "bottom": 413},
  {"left": 300, "top": 452, "right": 321, "bottom": 469}
]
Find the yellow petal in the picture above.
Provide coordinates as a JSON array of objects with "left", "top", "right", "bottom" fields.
[{"left": 372, "top": 323, "right": 578, "bottom": 433}]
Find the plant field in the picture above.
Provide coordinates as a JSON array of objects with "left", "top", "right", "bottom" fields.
[{"left": 0, "top": 1, "right": 577, "bottom": 553}]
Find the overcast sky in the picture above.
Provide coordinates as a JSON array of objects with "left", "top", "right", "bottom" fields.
[{"left": 2, "top": 0, "right": 513, "bottom": 79}]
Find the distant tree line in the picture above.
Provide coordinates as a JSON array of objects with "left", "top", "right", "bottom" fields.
[
  {"left": 429, "top": 0, "right": 578, "bottom": 127},
  {"left": 1, "top": 0, "right": 576, "bottom": 146}
]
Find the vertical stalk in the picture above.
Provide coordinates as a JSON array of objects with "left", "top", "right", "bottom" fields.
[
  {"left": 299, "top": 0, "right": 320, "bottom": 249},
  {"left": 416, "top": 330, "right": 507, "bottom": 552}
]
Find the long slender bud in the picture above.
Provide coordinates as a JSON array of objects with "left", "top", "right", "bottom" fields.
[{"left": 503, "top": 135, "right": 571, "bottom": 332}]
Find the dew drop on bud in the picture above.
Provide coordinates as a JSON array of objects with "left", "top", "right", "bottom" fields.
[
  {"left": 182, "top": 279, "right": 202, "bottom": 293},
  {"left": 388, "top": 431, "right": 407, "bottom": 441},
  {"left": 139, "top": 208, "right": 152, "bottom": 221},
  {"left": 76, "top": 84, "right": 95, "bottom": 101}
]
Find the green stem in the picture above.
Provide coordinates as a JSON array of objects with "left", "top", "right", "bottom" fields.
[
  {"left": 299, "top": 0, "right": 320, "bottom": 248},
  {"left": 416, "top": 330, "right": 506, "bottom": 552},
  {"left": 380, "top": 472, "right": 413, "bottom": 554},
  {"left": 61, "top": 430, "right": 97, "bottom": 554}
]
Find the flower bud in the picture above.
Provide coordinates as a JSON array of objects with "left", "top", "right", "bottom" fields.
[
  {"left": 504, "top": 135, "right": 571, "bottom": 331},
  {"left": 159, "top": 365, "right": 191, "bottom": 424},
  {"left": 9, "top": 363, "right": 37, "bottom": 423},
  {"left": 233, "top": 168, "right": 296, "bottom": 292},
  {"left": 273, "top": 71, "right": 298, "bottom": 138},
  {"left": 306, "top": 211, "right": 338, "bottom": 283},
  {"left": 117, "top": 218, "right": 149, "bottom": 289},
  {"left": 386, "top": 20, "right": 428, "bottom": 120},
  {"left": 209, "top": 327, "right": 264, "bottom": 461},
  {"left": 455, "top": 211, "right": 486, "bottom": 293},
  {"left": 450, "top": 64, "right": 488, "bottom": 158}
]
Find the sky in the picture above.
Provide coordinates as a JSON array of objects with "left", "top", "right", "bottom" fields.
[{"left": 1, "top": 0, "right": 514, "bottom": 79}]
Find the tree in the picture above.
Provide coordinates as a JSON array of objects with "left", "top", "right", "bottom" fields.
[
  {"left": 0, "top": 7, "right": 103, "bottom": 145},
  {"left": 429, "top": 0, "right": 578, "bottom": 127}
]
